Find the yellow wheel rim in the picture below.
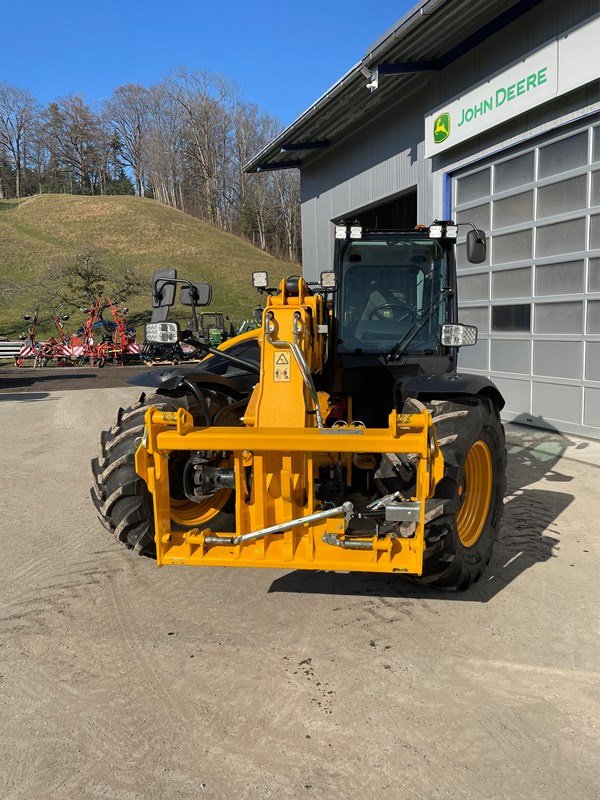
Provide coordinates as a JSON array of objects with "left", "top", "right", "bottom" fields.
[
  {"left": 167, "top": 396, "right": 241, "bottom": 528},
  {"left": 170, "top": 489, "right": 232, "bottom": 526},
  {"left": 456, "top": 439, "right": 493, "bottom": 548}
]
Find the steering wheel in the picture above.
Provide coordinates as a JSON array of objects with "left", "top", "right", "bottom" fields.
[{"left": 368, "top": 302, "right": 417, "bottom": 323}]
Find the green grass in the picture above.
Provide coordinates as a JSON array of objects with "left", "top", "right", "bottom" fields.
[{"left": 0, "top": 194, "right": 293, "bottom": 338}]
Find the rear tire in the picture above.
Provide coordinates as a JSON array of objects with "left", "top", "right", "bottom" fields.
[
  {"left": 403, "top": 396, "right": 506, "bottom": 590},
  {"left": 90, "top": 392, "right": 239, "bottom": 557}
]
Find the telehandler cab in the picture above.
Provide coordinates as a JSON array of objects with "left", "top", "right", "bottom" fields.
[{"left": 92, "top": 221, "right": 506, "bottom": 590}]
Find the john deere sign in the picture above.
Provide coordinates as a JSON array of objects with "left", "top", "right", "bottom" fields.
[
  {"left": 424, "top": 16, "right": 600, "bottom": 158},
  {"left": 455, "top": 66, "right": 548, "bottom": 130},
  {"left": 433, "top": 113, "right": 450, "bottom": 144}
]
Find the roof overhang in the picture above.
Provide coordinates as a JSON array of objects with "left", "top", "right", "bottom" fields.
[{"left": 245, "top": 0, "right": 544, "bottom": 172}]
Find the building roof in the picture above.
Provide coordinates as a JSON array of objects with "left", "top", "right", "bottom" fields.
[{"left": 244, "top": 0, "right": 541, "bottom": 172}]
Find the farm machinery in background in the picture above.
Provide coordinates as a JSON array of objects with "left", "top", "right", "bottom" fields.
[
  {"left": 16, "top": 298, "right": 141, "bottom": 367},
  {"left": 141, "top": 273, "right": 237, "bottom": 363},
  {"left": 237, "top": 306, "right": 263, "bottom": 334}
]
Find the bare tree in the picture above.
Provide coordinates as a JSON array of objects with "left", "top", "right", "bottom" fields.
[
  {"left": 145, "top": 82, "right": 185, "bottom": 208},
  {"left": 0, "top": 83, "right": 37, "bottom": 197},
  {"left": 103, "top": 84, "right": 151, "bottom": 196},
  {"left": 273, "top": 169, "right": 301, "bottom": 262},
  {"left": 164, "top": 69, "right": 238, "bottom": 227},
  {"left": 41, "top": 95, "right": 105, "bottom": 193},
  {"left": 42, "top": 246, "right": 143, "bottom": 308}
]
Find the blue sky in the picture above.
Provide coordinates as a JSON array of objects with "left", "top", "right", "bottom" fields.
[{"left": 1, "top": 0, "right": 413, "bottom": 125}]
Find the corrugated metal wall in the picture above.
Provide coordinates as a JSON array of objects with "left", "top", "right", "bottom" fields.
[
  {"left": 301, "top": 81, "right": 433, "bottom": 279},
  {"left": 300, "top": 0, "right": 598, "bottom": 280}
]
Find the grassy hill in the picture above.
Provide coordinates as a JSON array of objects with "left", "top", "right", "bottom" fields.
[{"left": 0, "top": 194, "right": 293, "bottom": 338}]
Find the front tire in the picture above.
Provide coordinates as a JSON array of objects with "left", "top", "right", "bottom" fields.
[
  {"left": 404, "top": 396, "right": 506, "bottom": 590},
  {"left": 90, "top": 392, "right": 240, "bottom": 556}
]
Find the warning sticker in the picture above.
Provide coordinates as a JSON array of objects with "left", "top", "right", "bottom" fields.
[{"left": 274, "top": 352, "right": 291, "bottom": 382}]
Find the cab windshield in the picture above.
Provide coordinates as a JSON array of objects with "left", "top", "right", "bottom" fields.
[{"left": 337, "top": 238, "right": 446, "bottom": 354}]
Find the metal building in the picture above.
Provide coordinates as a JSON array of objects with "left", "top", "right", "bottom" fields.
[{"left": 246, "top": 0, "right": 600, "bottom": 438}]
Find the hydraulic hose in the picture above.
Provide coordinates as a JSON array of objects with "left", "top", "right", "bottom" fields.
[{"left": 181, "top": 377, "right": 211, "bottom": 427}]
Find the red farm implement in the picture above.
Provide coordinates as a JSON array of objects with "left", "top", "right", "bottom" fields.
[{"left": 15, "top": 298, "right": 141, "bottom": 368}]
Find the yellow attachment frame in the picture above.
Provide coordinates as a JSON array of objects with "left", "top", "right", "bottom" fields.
[{"left": 135, "top": 277, "right": 444, "bottom": 575}]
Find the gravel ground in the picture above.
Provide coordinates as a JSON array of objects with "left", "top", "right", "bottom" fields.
[{"left": 0, "top": 384, "right": 598, "bottom": 800}]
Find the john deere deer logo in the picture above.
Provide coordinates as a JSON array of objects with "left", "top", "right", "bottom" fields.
[{"left": 433, "top": 112, "right": 450, "bottom": 144}]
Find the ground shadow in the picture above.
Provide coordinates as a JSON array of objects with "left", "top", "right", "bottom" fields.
[
  {"left": 0, "top": 364, "right": 147, "bottom": 393},
  {"left": 0, "top": 372, "right": 98, "bottom": 391},
  {"left": 269, "top": 415, "right": 582, "bottom": 602},
  {"left": 0, "top": 391, "right": 51, "bottom": 402}
]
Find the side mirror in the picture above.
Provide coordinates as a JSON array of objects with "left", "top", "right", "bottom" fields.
[
  {"left": 466, "top": 229, "right": 487, "bottom": 264},
  {"left": 151, "top": 268, "right": 177, "bottom": 323},
  {"left": 441, "top": 323, "right": 478, "bottom": 347},
  {"left": 152, "top": 268, "right": 177, "bottom": 308},
  {"left": 180, "top": 282, "right": 212, "bottom": 307}
]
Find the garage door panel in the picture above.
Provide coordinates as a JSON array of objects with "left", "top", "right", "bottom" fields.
[
  {"left": 456, "top": 203, "right": 490, "bottom": 232},
  {"left": 584, "top": 388, "right": 600, "bottom": 428},
  {"left": 457, "top": 272, "right": 489, "bottom": 301},
  {"left": 587, "top": 300, "right": 600, "bottom": 333},
  {"left": 492, "top": 267, "right": 532, "bottom": 298},
  {"left": 458, "top": 338, "right": 489, "bottom": 370},
  {"left": 587, "top": 257, "right": 600, "bottom": 292},
  {"left": 532, "top": 382, "right": 582, "bottom": 424},
  {"left": 585, "top": 343, "right": 600, "bottom": 381},
  {"left": 536, "top": 217, "right": 586, "bottom": 257},
  {"left": 538, "top": 131, "right": 588, "bottom": 178},
  {"left": 457, "top": 168, "right": 490, "bottom": 204},
  {"left": 490, "top": 339, "right": 531, "bottom": 373},
  {"left": 494, "top": 152, "right": 534, "bottom": 192},
  {"left": 492, "top": 228, "right": 533, "bottom": 264},
  {"left": 533, "top": 341, "right": 583, "bottom": 379},
  {"left": 492, "top": 377, "right": 531, "bottom": 415},
  {"left": 535, "top": 301, "right": 583, "bottom": 334},
  {"left": 592, "top": 171, "right": 600, "bottom": 206},
  {"left": 493, "top": 190, "right": 534, "bottom": 228},
  {"left": 535, "top": 260, "right": 584, "bottom": 295},
  {"left": 458, "top": 305, "right": 489, "bottom": 332},
  {"left": 591, "top": 214, "right": 600, "bottom": 250},
  {"left": 537, "top": 175, "right": 587, "bottom": 218}
]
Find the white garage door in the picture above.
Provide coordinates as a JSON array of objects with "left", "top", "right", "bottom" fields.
[{"left": 453, "top": 118, "right": 600, "bottom": 438}]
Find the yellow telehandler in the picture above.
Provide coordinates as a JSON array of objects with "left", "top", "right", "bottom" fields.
[{"left": 92, "top": 221, "right": 506, "bottom": 589}]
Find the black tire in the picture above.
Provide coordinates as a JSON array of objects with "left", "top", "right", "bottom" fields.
[
  {"left": 90, "top": 392, "right": 238, "bottom": 557},
  {"left": 403, "top": 396, "right": 506, "bottom": 591}
]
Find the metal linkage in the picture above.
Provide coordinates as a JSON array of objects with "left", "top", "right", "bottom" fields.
[
  {"left": 322, "top": 533, "right": 373, "bottom": 550},
  {"left": 204, "top": 502, "right": 354, "bottom": 546},
  {"left": 365, "top": 492, "right": 421, "bottom": 522},
  {"left": 265, "top": 311, "right": 324, "bottom": 428}
]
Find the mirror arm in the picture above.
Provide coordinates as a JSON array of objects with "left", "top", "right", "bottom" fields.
[
  {"left": 456, "top": 221, "right": 483, "bottom": 239},
  {"left": 154, "top": 277, "right": 201, "bottom": 330},
  {"left": 181, "top": 331, "right": 260, "bottom": 375}
]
